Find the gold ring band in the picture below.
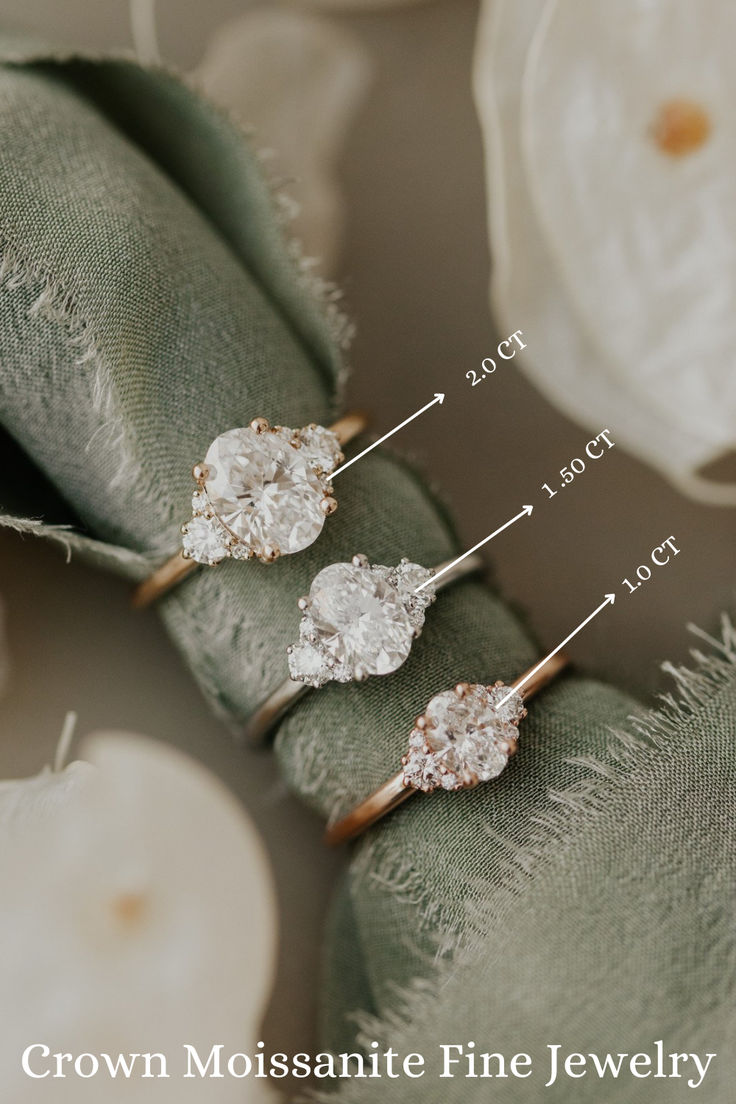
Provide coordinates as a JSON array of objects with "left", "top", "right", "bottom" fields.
[{"left": 325, "top": 651, "right": 568, "bottom": 846}]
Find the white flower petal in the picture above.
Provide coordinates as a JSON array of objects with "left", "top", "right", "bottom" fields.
[
  {"left": 526, "top": 0, "right": 736, "bottom": 441},
  {"left": 0, "top": 761, "right": 94, "bottom": 831},
  {"left": 195, "top": 8, "right": 371, "bottom": 271},
  {"left": 474, "top": 0, "right": 736, "bottom": 504},
  {"left": 0, "top": 733, "right": 276, "bottom": 1102}
]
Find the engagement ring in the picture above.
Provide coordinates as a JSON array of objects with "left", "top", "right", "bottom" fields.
[
  {"left": 325, "top": 652, "right": 568, "bottom": 844},
  {"left": 243, "top": 550, "right": 483, "bottom": 743},
  {"left": 132, "top": 413, "right": 366, "bottom": 607}
]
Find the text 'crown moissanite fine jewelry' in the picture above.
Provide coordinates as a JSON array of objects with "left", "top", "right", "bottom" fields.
[
  {"left": 132, "top": 412, "right": 367, "bottom": 608},
  {"left": 242, "top": 550, "right": 484, "bottom": 744},
  {"left": 324, "top": 652, "right": 568, "bottom": 845}
]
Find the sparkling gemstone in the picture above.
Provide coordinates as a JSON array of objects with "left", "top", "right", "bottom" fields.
[
  {"left": 287, "top": 643, "right": 332, "bottom": 688},
  {"left": 395, "top": 561, "right": 434, "bottom": 597},
  {"left": 191, "top": 489, "right": 209, "bottom": 515},
  {"left": 402, "top": 748, "right": 445, "bottom": 791},
  {"left": 299, "top": 424, "right": 343, "bottom": 474},
  {"left": 229, "top": 543, "right": 253, "bottom": 561},
  {"left": 181, "top": 515, "right": 229, "bottom": 565},
  {"left": 271, "top": 426, "right": 299, "bottom": 447},
  {"left": 306, "top": 562, "right": 416, "bottom": 677},
  {"left": 204, "top": 427, "right": 327, "bottom": 557},
  {"left": 394, "top": 560, "right": 436, "bottom": 624},
  {"left": 486, "top": 683, "right": 525, "bottom": 724},
  {"left": 423, "top": 684, "right": 516, "bottom": 783}
]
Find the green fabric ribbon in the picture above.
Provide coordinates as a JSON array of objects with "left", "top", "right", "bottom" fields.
[{"left": 0, "top": 52, "right": 732, "bottom": 1101}]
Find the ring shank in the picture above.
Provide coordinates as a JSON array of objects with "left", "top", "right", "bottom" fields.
[
  {"left": 132, "top": 551, "right": 196, "bottom": 610},
  {"left": 324, "top": 651, "right": 569, "bottom": 846},
  {"left": 330, "top": 411, "right": 368, "bottom": 446},
  {"left": 325, "top": 774, "right": 411, "bottom": 846},
  {"left": 132, "top": 413, "right": 368, "bottom": 609},
  {"left": 242, "top": 681, "right": 309, "bottom": 745}
]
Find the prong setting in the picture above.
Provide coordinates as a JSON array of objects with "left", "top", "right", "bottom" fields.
[
  {"left": 287, "top": 557, "right": 437, "bottom": 689},
  {"left": 401, "top": 682, "right": 526, "bottom": 793},
  {"left": 180, "top": 420, "right": 346, "bottom": 566}
]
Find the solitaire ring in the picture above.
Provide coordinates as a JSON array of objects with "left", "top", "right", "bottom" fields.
[
  {"left": 243, "top": 551, "right": 484, "bottom": 744},
  {"left": 132, "top": 413, "right": 366, "bottom": 608},
  {"left": 325, "top": 652, "right": 568, "bottom": 845}
]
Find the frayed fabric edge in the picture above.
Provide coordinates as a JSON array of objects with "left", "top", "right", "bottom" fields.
[
  {"left": 0, "top": 512, "right": 148, "bottom": 577},
  {"left": 310, "top": 618, "right": 736, "bottom": 1101},
  {"left": 0, "top": 233, "right": 150, "bottom": 507},
  {"left": 0, "top": 47, "right": 354, "bottom": 404}
]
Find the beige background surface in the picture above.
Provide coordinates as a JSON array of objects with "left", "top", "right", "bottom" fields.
[{"left": 0, "top": 0, "right": 734, "bottom": 1058}]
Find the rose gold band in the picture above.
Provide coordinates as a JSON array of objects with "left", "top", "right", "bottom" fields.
[
  {"left": 327, "top": 412, "right": 370, "bottom": 446},
  {"left": 324, "top": 651, "right": 569, "bottom": 846},
  {"left": 132, "top": 551, "right": 195, "bottom": 609},
  {"left": 132, "top": 412, "right": 367, "bottom": 609}
]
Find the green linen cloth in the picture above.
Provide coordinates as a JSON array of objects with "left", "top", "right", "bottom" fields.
[{"left": 0, "top": 50, "right": 732, "bottom": 1101}]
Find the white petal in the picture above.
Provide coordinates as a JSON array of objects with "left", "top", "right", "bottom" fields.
[
  {"left": 474, "top": 0, "right": 736, "bottom": 504},
  {"left": 475, "top": 3, "right": 677, "bottom": 463},
  {"left": 525, "top": 0, "right": 736, "bottom": 440},
  {"left": 0, "top": 761, "right": 94, "bottom": 831},
  {"left": 0, "top": 733, "right": 276, "bottom": 1102},
  {"left": 195, "top": 8, "right": 371, "bottom": 271}
]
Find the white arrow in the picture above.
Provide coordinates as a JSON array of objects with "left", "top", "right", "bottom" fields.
[
  {"left": 331, "top": 392, "right": 445, "bottom": 478},
  {"left": 496, "top": 592, "right": 616, "bottom": 708},
  {"left": 415, "top": 504, "right": 534, "bottom": 592}
]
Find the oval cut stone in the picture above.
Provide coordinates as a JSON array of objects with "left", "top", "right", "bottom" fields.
[
  {"left": 308, "top": 563, "right": 415, "bottom": 676},
  {"left": 424, "top": 685, "right": 515, "bottom": 782},
  {"left": 204, "top": 427, "right": 326, "bottom": 556}
]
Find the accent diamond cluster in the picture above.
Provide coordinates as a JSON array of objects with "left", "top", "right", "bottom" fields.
[
  {"left": 180, "top": 420, "right": 344, "bottom": 565},
  {"left": 287, "top": 555, "right": 437, "bottom": 688},
  {"left": 402, "top": 682, "right": 526, "bottom": 792}
]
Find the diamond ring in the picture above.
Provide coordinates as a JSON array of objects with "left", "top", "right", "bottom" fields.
[
  {"left": 242, "top": 551, "right": 484, "bottom": 744},
  {"left": 324, "top": 652, "right": 568, "bottom": 845},
  {"left": 132, "top": 412, "right": 366, "bottom": 607}
]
